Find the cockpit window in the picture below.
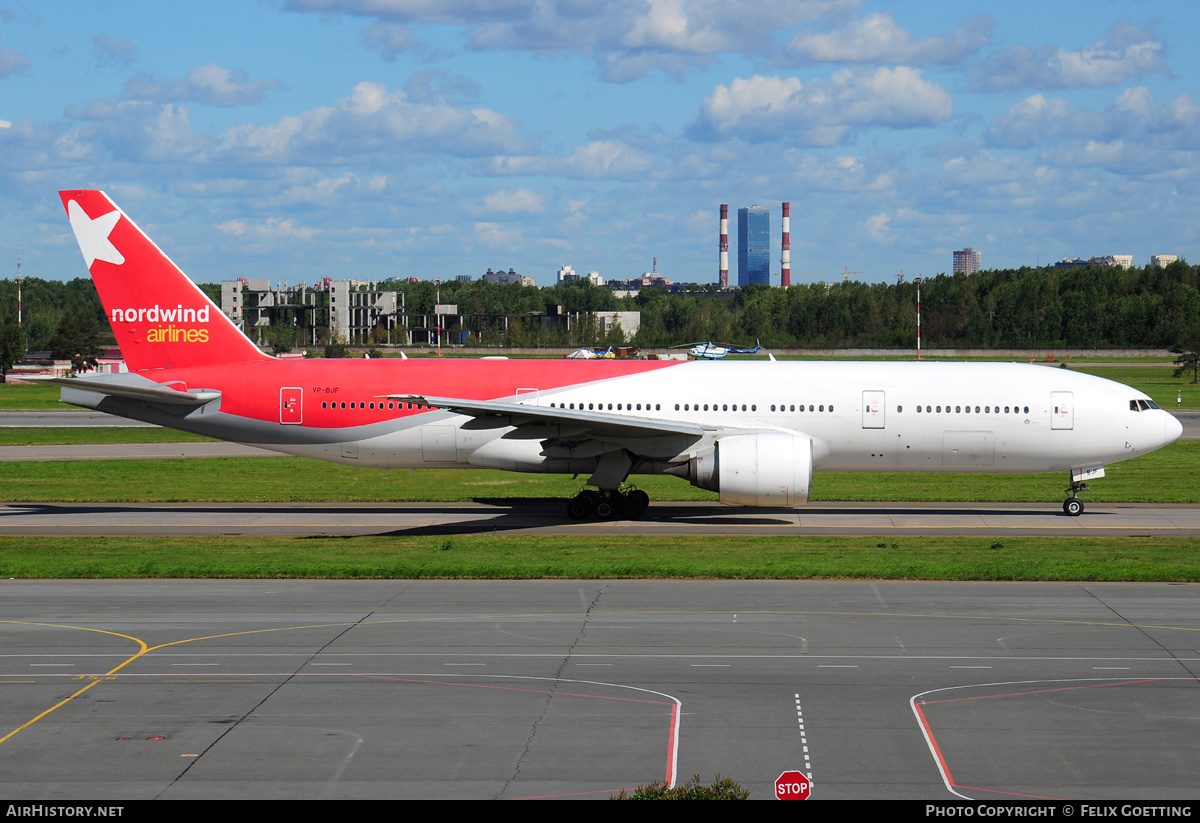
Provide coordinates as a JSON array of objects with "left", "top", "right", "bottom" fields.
[
  {"left": 1146, "top": 400, "right": 1161, "bottom": 409},
  {"left": 1137, "top": 399, "right": 1151, "bottom": 411}
]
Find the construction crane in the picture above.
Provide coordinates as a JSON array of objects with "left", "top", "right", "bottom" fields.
[{"left": 841, "top": 267, "right": 863, "bottom": 282}]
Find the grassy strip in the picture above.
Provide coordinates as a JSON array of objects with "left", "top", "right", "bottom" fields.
[
  {"left": 1, "top": 441, "right": 1195, "bottom": 503},
  {"left": 1, "top": 534, "right": 1197, "bottom": 580},
  {"left": 0, "top": 382, "right": 67, "bottom": 410},
  {"left": 0, "top": 427, "right": 212, "bottom": 445},
  {"left": 1073, "top": 365, "right": 1198, "bottom": 409}
]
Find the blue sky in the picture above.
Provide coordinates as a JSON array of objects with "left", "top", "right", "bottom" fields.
[{"left": 2, "top": 1, "right": 1198, "bottom": 286}]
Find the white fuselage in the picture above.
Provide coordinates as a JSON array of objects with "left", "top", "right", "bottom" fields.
[{"left": 280, "top": 361, "right": 1180, "bottom": 476}]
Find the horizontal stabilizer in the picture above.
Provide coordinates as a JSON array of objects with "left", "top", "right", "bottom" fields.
[{"left": 49, "top": 377, "right": 220, "bottom": 406}]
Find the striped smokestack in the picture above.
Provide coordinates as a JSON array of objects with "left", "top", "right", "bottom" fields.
[
  {"left": 781, "top": 201, "right": 791, "bottom": 288},
  {"left": 719, "top": 204, "right": 729, "bottom": 288}
]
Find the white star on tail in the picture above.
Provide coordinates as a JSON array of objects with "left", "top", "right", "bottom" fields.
[{"left": 67, "top": 199, "right": 125, "bottom": 268}]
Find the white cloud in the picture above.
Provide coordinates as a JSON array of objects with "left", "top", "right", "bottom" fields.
[
  {"left": 123, "top": 64, "right": 283, "bottom": 107},
  {"left": 218, "top": 217, "right": 319, "bottom": 240},
  {"left": 483, "top": 187, "right": 544, "bottom": 214},
  {"left": 866, "top": 212, "right": 891, "bottom": 242},
  {"left": 217, "top": 81, "right": 523, "bottom": 163},
  {"left": 0, "top": 46, "right": 29, "bottom": 79},
  {"left": 971, "top": 23, "right": 1167, "bottom": 91},
  {"left": 92, "top": 34, "right": 137, "bottom": 68},
  {"left": 474, "top": 220, "right": 522, "bottom": 247},
  {"left": 286, "top": 0, "right": 858, "bottom": 81},
  {"left": 692, "top": 68, "right": 952, "bottom": 145},
  {"left": 786, "top": 12, "right": 992, "bottom": 67},
  {"left": 362, "top": 22, "right": 423, "bottom": 60},
  {"left": 490, "top": 140, "right": 653, "bottom": 180}
]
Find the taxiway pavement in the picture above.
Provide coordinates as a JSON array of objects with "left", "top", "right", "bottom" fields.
[
  {"left": 1, "top": 580, "right": 1197, "bottom": 800},
  {"left": 3, "top": 500, "right": 1199, "bottom": 537}
]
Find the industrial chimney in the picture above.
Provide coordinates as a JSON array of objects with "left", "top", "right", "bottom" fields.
[
  {"left": 781, "top": 202, "right": 791, "bottom": 288},
  {"left": 719, "top": 204, "right": 729, "bottom": 289}
]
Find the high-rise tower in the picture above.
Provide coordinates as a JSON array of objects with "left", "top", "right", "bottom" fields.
[{"left": 738, "top": 206, "right": 770, "bottom": 286}]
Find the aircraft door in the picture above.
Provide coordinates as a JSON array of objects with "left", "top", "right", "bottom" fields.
[
  {"left": 280, "top": 387, "right": 303, "bottom": 425},
  {"left": 1051, "top": 391, "right": 1073, "bottom": 430},
  {"left": 862, "top": 390, "right": 885, "bottom": 428}
]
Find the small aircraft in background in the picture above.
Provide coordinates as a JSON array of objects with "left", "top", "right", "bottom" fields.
[
  {"left": 564, "top": 346, "right": 614, "bottom": 360},
  {"left": 672, "top": 341, "right": 761, "bottom": 360}
]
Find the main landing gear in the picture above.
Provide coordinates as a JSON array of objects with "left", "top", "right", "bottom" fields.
[
  {"left": 1063, "top": 478, "right": 1089, "bottom": 516},
  {"left": 565, "top": 486, "right": 651, "bottom": 521}
]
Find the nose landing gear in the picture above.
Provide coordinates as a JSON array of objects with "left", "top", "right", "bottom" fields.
[{"left": 1063, "top": 479, "right": 1089, "bottom": 516}]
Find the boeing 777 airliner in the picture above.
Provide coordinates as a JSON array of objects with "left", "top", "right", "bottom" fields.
[{"left": 54, "top": 190, "right": 1183, "bottom": 519}]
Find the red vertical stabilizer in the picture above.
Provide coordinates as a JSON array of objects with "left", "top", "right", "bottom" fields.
[{"left": 59, "top": 190, "right": 269, "bottom": 372}]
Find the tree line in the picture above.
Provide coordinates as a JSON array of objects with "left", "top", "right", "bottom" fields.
[{"left": 0, "top": 261, "right": 1196, "bottom": 365}]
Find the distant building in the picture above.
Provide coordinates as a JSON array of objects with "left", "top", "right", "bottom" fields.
[
  {"left": 738, "top": 206, "right": 770, "bottom": 286},
  {"left": 483, "top": 267, "right": 535, "bottom": 286},
  {"left": 1053, "top": 258, "right": 1088, "bottom": 269},
  {"left": 596, "top": 311, "right": 641, "bottom": 340},
  {"left": 952, "top": 247, "right": 981, "bottom": 275},
  {"left": 1090, "top": 255, "right": 1133, "bottom": 269},
  {"left": 1151, "top": 254, "right": 1178, "bottom": 267},
  {"left": 556, "top": 265, "right": 602, "bottom": 286},
  {"left": 329, "top": 281, "right": 401, "bottom": 344}
]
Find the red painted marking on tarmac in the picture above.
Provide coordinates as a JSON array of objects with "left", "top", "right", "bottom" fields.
[
  {"left": 919, "top": 679, "right": 1162, "bottom": 799},
  {"left": 665, "top": 700, "right": 679, "bottom": 786},
  {"left": 922, "top": 678, "right": 1160, "bottom": 705},
  {"left": 913, "top": 702, "right": 955, "bottom": 787}
]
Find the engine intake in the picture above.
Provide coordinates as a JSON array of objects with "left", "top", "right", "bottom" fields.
[{"left": 688, "top": 433, "right": 813, "bottom": 507}]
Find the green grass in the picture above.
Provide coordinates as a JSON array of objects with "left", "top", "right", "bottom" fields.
[
  {"left": 1, "top": 534, "right": 1197, "bottom": 581},
  {"left": 0, "top": 427, "right": 213, "bottom": 445},
  {"left": 0, "top": 382, "right": 67, "bottom": 410},
  {"left": 0, "top": 440, "right": 1194, "bottom": 503}
]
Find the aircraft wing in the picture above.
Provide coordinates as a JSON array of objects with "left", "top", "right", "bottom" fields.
[
  {"left": 49, "top": 376, "right": 221, "bottom": 406},
  {"left": 385, "top": 393, "right": 714, "bottom": 440}
]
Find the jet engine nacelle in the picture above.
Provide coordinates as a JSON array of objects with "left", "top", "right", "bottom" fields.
[{"left": 688, "top": 432, "right": 813, "bottom": 507}]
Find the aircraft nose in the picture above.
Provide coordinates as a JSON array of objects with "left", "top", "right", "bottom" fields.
[{"left": 1166, "top": 412, "right": 1184, "bottom": 445}]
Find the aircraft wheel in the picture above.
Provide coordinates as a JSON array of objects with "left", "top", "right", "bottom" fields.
[
  {"left": 594, "top": 498, "right": 616, "bottom": 519},
  {"left": 1063, "top": 498, "right": 1084, "bottom": 517},
  {"left": 627, "top": 490, "right": 650, "bottom": 519},
  {"left": 566, "top": 498, "right": 589, "bottom": 520}
]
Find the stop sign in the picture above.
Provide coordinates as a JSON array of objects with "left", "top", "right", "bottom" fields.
[{"left": 775, "top": 770, "right": 811, "bottom": 800}]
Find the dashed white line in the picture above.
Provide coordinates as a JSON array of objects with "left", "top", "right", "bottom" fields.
[{"left": 794, "top": 693, "right": 813, "bottom": 784}]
